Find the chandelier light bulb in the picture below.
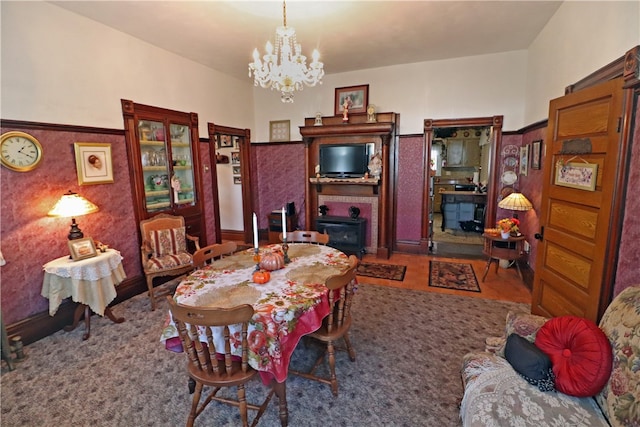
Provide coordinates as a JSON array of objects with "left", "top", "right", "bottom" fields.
[{"left": 248, "top": 0, "right": 324, "bottom": 103}]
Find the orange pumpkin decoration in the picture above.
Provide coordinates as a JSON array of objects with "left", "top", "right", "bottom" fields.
[
  {"left": 252, "top": 270, "right": 271, "bottom": 284},
  {"left": 259, "top": 252, "right": 285, "bottom": 271}
]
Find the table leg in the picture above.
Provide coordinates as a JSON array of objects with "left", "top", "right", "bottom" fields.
[
  {"left": 104, "top": 307, "right": 125, "bottom": 324},
  {"left": 64, "top": 304, "right": 91, "bottom": 340},
  {"left": 482, "top": 259, "right": 492, "bottom": 282},
  {"left": 270, "top": 379, "right": 288, "bottom": 426},
  {"left": 64, "top": 304, "right": 125, "bottom": 341}
]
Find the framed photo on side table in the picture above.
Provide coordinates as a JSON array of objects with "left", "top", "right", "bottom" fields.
[
  {"left": 531, "top": 140, "right": 542, "bottom": 170},
  {"left": 74, "top": 143, "right": 114, "bottom": 185},
  {"left": 68, "top": 237, "right": 98, "bottom": 261},
  {"left": 269, "top": 120, "right": 290, "bottom": 142},
  {"left": 334, "top": 84, "right": 369, "bottom": 115}
]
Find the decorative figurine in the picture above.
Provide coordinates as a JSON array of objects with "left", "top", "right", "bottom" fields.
[
  {"left": 368, "top": 152, "right": 382, "bottom": 178},
  {"left": 319, "top": 205, "right": 329, "bottom": 216},
  {"left": 366, "top": 104, "right": 377, "bottom": 123},
  {"left": 342, "top": 96, "right": 352, "bottom": 123},
  {"left": 314, "top": 112, "right": 323, "bottom": 126}
]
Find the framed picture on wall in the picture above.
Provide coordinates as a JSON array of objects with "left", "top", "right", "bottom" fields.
[
  {"left": 233, "top": 176, "right": 242, "bottom": 184},
  {"left": 231, "top": 151, "right": 240, "bottom": 164},
  {"left": 269, "top": 120, "right": 290, "bottom": 142},
  {"left": 531, "top": 140, "right": 542, "bottom": 170},
  {"left": 519, "top": 145, "right": 529, "bottom": 176},
  {"left": 218, "top": 134, "right": 233, "bottom": 148},
  {"left": 74, "top": 142, "right": 114, "bottom": 185},
  {"left": 334, "top": 84, "right": 369, "bottom": 115},
  {"left": 232, "top": 166, "right": 241, "bottom": 175}
]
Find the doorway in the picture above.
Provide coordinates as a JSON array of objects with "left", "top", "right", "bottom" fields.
[{"left": 424, "top": 116, "right": 503, "bottom": 257}]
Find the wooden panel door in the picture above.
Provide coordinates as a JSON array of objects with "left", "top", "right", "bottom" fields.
[{"left": 532, "top": 78, "right": 624, "bottom": 323}]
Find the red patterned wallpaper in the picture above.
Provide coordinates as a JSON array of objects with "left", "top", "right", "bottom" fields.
[
  {"left": 396, "top": 135, "right": 424, "bottom": 241},
  {"left": 251, "top": 142, "right": 307, "bottom": 230},
  {"left": 0, "top": 127, "right": 140, "bottom": 325}
]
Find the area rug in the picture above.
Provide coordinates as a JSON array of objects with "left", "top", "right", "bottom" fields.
[
  {"left": 356, "top": 262, "right": 406, "bottom": 281},
  {"left": 429, "top": 260, "right": 480, "bottom": 292}
]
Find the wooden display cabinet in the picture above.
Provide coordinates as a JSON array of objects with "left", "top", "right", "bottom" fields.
[{"left": 121, "top": 99, "right": 207, "bottom": 248}]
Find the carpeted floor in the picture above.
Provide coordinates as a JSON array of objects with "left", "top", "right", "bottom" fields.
[
  {"left": 356, "top": 262, "right": 407, "bottom": 281},
  {"left": 0, "top": 285, "right": 528, "bottom": 426},
  {"left": 429, "top": 261, "right": 481, "bottom": 292}
]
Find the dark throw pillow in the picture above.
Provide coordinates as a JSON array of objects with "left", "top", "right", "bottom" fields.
[{"left": 505, "top": 333, "right": 555, "bottom": 392}]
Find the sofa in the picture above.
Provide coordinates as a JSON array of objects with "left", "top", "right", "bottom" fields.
[{"left": 460, "top": 286, "right": 640, "bottom": 426}]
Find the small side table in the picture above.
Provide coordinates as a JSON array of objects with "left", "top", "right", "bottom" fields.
[
  {"left": 482, "top": 233, "right": 526, "bottom": 282},
  {"left": 42, "top": 249, "right": 126, "bottom": 340}
]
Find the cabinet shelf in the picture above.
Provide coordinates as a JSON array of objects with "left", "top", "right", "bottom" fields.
[
  {"left": 171, "top": 142, "right": 190, "bottom": 147},
  {"left": 140, "top": 141, "right": 165, "bottom": 146},
  {"left": 146, "top": 202, "right": 171, "bottom": 210},
  {"left": 145, "top": 189, "right": 169, "bottom": 196}
]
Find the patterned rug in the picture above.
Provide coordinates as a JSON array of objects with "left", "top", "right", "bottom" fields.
[
  {"left": 429, "top": 261, "right": 480, "bottom": 292},
  {"left": 356, "top": 262, "right": 406, "bottom": 281}
]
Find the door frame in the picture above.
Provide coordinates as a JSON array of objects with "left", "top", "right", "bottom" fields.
[
  {"left": 423, "top": 116, "right": 504, "bottom": 248},
  {"left": 207, "top": 123, "right": 253, "bottom": 244}
]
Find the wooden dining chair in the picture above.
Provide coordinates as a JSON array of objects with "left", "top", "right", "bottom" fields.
[
  {"left": 280, "top": 230, "right": 329, "bottom": 245},
  {"left": 139, "top": 214, "right": 200, "bottom": 310},
  {"left": 192, "top": 241, "right": 237, "bottom": 269},
  {"left": 290, "top": 255, "right": 358, "bottom": 396},
  {"left": 167, "top": 297, "right": 275, "bottom": 427}
]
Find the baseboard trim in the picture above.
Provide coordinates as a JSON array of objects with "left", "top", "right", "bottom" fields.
[{"left": 7, "top": 276, "right": 147, "bottom": 346}]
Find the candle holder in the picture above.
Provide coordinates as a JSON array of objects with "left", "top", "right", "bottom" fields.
[
  {"left": 282, "top": 239, "right": 290, "bottom": 264},
  {"left": 253, "top": 248, "right": 261, "bottom": 271}
]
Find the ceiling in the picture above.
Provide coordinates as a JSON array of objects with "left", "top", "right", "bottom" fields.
[{"left": 51, "top": 1, "right": 562, "bottom": 79}]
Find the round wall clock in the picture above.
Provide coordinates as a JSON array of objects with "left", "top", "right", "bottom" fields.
[{"left": 0, "top": 131, "right": 44, "bottom": 172}]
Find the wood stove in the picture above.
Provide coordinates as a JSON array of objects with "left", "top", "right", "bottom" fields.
[{"left": 316, "top": 216, "right": 366, "bottom": 258}]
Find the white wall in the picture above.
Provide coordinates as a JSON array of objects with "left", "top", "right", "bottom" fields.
[
  {"left": 1, "top": 2, "right": 255, "bottom": 136},
  {"left": 525, "top": 1, "right": 640, "bottom": 124},
  {"left": 252, "top": 50, "right": 528, "bottom": 139}
]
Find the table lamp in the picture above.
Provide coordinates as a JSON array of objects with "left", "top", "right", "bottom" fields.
[
  {"left": 498, "top": 192, "right": 533, "bottom": 218},
  {"left": 48, "top": 190, "right": 99, "bottom": 240}
]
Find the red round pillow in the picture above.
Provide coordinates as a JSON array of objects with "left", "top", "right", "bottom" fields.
[{"left": 534, "top": 316, "right": 612, "bottom": 397}]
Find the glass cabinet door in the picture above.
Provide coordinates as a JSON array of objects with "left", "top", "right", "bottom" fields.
[
  {"left": 169, "top": 122, "right": 195, "bottom": 208},
  {"left": 139, "top": 119, "right": 171, "bottom": 213}
]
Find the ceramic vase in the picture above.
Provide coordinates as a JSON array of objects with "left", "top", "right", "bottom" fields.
[{"left": 501, "top": 231, "right": 510, "bottom": 239}]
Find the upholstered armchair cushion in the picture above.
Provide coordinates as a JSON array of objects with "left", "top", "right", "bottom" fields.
[
  {"left": 494, "top": 311, "right": 548, "bottom": 356},
  {"left": 145, "top": 252, "right": 192, "bottom": 272},
  {"left": 149, "top": 227, "right": 187, "bottom": 257},
  {"left": 595, "top": 286, "right": 640, "bottom": 427}
]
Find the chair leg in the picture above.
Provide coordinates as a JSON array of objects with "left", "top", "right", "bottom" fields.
[
  {"left": 237, "top": 384, "right": 249, "bottom": 427},
  {"left": 146, "top": 276, "right": 156, "bottom": 311},
  {"left": 187, "top": 382, "right": 203, "bottom": 427},
  {"left": 326, "top": 340, "right": 338, "bottom": 396},
  {"left": 343, "top": 332, "right": 356, "bottom": 362}
]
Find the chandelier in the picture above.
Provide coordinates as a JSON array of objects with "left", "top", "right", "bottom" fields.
[{"left": 248, "top": 1, "right": 324, "bottom": 103}]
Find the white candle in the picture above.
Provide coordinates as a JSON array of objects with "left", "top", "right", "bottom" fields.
[
  {"left": 281, "top": 207, "right": 287, "bottom": 240},
  {"left": 252, "top": 213, "right": 258, "bottom": 249}
]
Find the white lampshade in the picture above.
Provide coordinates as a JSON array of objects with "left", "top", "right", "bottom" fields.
[
  {"left": 48, "top": 191, "right": 99, "bottom": 240},
  {"left": 498, "top": 192, "right": 533, "bottom": 211}
]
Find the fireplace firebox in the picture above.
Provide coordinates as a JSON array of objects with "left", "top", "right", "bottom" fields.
[{"left": 316, "top": 216, "right": 366, "bottom": 258}]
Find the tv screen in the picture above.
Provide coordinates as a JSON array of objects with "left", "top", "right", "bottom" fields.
[{"left": 319, "top": 144, "right": 370, "bottom": 178}]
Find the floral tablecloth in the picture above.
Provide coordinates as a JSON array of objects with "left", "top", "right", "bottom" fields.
[{"left": 160, "top": 243, "right": 351, "bottom": 383}]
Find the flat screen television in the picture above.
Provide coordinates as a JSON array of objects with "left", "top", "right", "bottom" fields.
[{"left": 319, "top": 144, "right": 371, "bottom": 178}]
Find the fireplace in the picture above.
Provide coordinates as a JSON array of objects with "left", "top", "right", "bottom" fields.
[{"left": 316, "top": 216, "right": 366, "bottom": 258}]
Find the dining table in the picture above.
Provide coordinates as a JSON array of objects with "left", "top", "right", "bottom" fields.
[{"left": 160, "top": 243, "right": 353, "bottom": 425}]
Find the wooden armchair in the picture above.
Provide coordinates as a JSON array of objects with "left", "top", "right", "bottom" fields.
[
  {"left": 192, "top": 241, "right": 237, "bottom": 269},
  {"left": 139, "top": 214, "right": 200, "bottom": 310},
  {"left": 167, "top": 298, "right": 275, "bottom": 427},
  {"left": 279, "top": 230, "right": 329, "bottom": 245},
  {"left": 290, "top": 255, "right": 358, "bottom": 396}
]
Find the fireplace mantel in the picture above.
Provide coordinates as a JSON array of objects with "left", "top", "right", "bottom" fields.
[{"left": 300, "top": 113, "right": 398, "bottom": 259}]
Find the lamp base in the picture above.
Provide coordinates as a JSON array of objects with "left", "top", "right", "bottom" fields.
[{"left": 68, "top": 218, "right": 84, "bottom": 240}]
